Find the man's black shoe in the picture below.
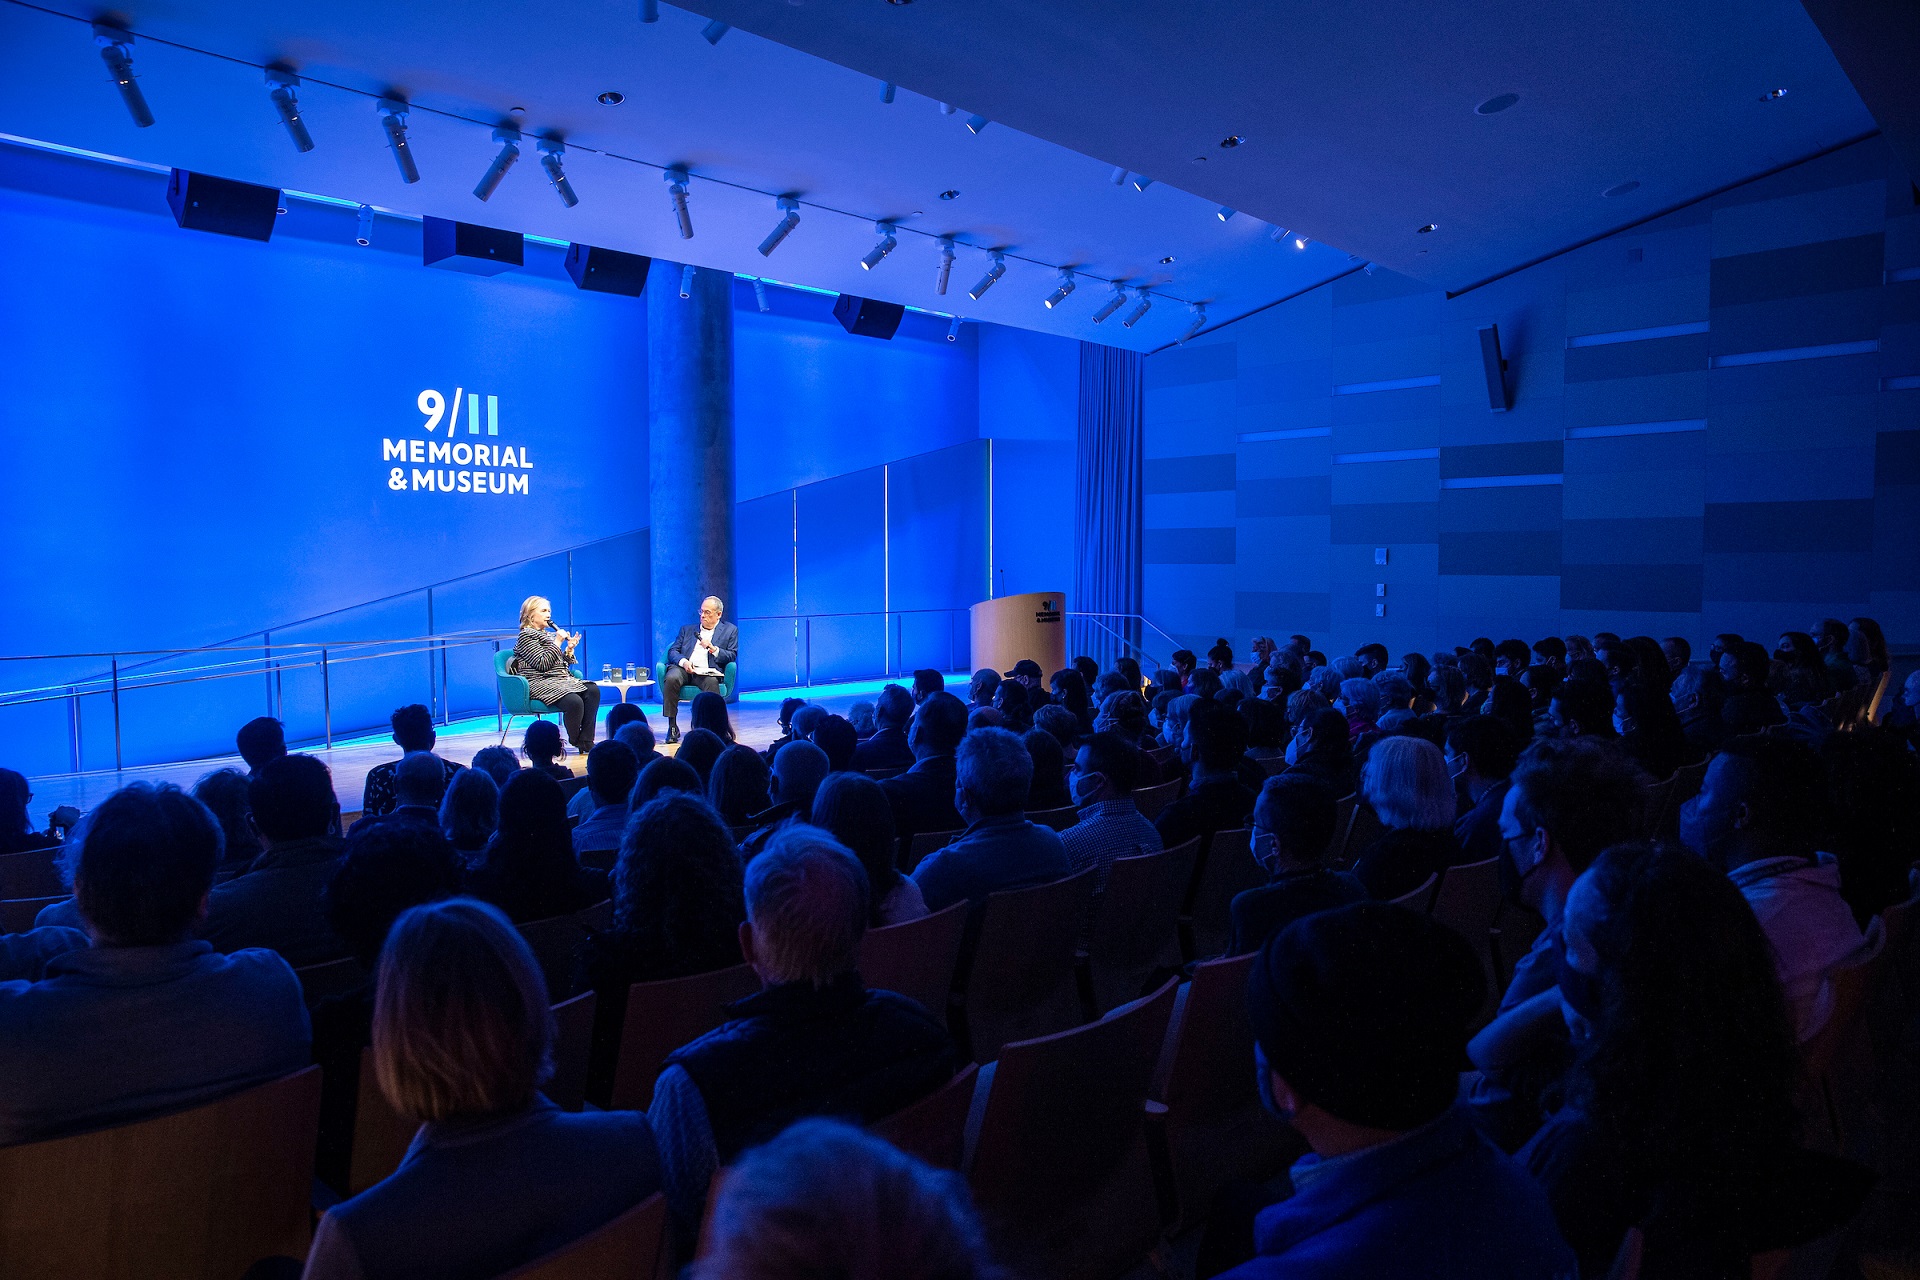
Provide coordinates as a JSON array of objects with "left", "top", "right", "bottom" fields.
[{"left": 665, "top": 724, "right": 680, "bottom": 745}]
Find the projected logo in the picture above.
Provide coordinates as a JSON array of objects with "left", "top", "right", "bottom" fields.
[{"left": 383, "top": 387, "right": 533, "bottom": 495}]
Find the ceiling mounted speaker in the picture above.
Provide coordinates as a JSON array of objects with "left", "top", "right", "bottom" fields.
[
  {"left": 564, "top": 243, "right": 651, "bottom": 296},
  {"left": 832, "top": 293, "right": 905, "bottom": 340},
  {"left": 165, "top": 169, "right": 280, "bottom": 242},
  {"left": 1478, "top": 324, "right": 1510, "bottom": 412},
  {"left": 422, "top": 216, "right": 523, "bottom": 276}
]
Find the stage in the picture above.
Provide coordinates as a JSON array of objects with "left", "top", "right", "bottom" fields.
[{"left": 22, "top": 674, "right": 967, "bottom": 830}]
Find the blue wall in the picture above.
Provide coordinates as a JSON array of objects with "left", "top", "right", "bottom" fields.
[
  {"left": 0, "top": 142, "right": 1078, "bottom": 775},
  {"left": 1142, "top": 137, "right": 1920, "bottom": 660}
]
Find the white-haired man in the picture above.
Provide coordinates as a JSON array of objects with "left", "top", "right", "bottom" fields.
[{"left": 663, "top": 595, "right": 738, "bottom": 744}]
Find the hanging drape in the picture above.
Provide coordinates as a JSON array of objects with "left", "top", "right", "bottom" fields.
[{"left": 1073, "top": 341, "right": 1144, "bottom": 673}]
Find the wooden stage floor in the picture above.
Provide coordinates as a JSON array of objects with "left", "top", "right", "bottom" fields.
[{"left": 24, "top": 674, "right": 966, "bottom": 829}]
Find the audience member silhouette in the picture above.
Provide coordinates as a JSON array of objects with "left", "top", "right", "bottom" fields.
[
  {"left": 236, "top": 716, "right": 287, "bottom": 775},
  {"left": 1155, "top": 700, "right": 1259, "bottom": 852},
  {"left": 438, "top": 765, "right": 499, "bottom": 860},
  {"left": 522, "top": 719, "right": 571, "bottom": 781},
  {"left": 690, "top": 689, "right": 735, "bottom": 743},
  {"left": 1229, "top": 775, "right": 1364, "bottom": 956},
  {"left": 199, "top": 753, "right": 346, "bottom": 966},
  {"left": 850, "top": 684, "right": 915, "bottom": 772},
  {"left": 465, "top": 770, "right": 606, "bottom": 924},
  {"left": 571, "top": 740, "right": 639, "bottom": 868},
  {"left": 1060, "top": 731, "right": 1163, "bottom": 896},
  {"left": 470, "top": 744, "right": 522, "bottom": 789},
  {"left": 808, "top": 715, "right": 859, "bottom": 773},
  {"left": 1283, "top": 707, "right": 1356, "bottom": 798},
  {"left": 0, "top": 767, "right": 58, "bottom": 856},
  {"left": 192, "top": 766, "right": 264, "bottom": 879},
  {"left": 708, "top": 743, "right": 773, "bottom": 828},
  {"left": 361, "top": 704, "right": 461, "bottom": 819},
  {"left": 810, "top": 772, "right": 926, "bottom": 926},
  {"left": 878, "top": 692, "right": 968, "bottom": 844},
  {"left": 912, "top": 726, "right": 1068, "bottom": 914},
  {"left": 1023, "top": 728, "right": 1072, "bottom": 810},
  {"left": 1446, "top": 716, "right": 1518, "bottom": 866},
  {"left": 675, "top": 727, "right": 728, "bottom": 787},
  {"left": 631, "top": 755, "right": 703, "bottom": 808}
]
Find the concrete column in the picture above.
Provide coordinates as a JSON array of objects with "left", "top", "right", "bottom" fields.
[{"left": 648, "top": 261, "right": 735, "bottom": 671}]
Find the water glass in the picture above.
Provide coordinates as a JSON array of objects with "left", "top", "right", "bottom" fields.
[
  {"left": 625, "top": 663, "right": 637, "bottom": 682},
  {"left": 602, "top": 664, "right": 613, "bottom": 682}
]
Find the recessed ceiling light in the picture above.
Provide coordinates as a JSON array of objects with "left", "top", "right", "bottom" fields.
[
  {"left": 1475, "top": 93, "right": 1519, "bottom": 115},
  {"left": 509, "top": 106, "right": 526, "bottom": 117},
  {"left": 886, "top": 0, "right": 912, "bottom": 5},
  {"left": 1220, "top": 134, "right": 1245, "bottom": 148},
  {"left": 938, "top": 189, "right": 959, "bottom": 201},
  {"left": 1762, "top": 87, "right": 1789, "bottom": 100},
  {"left": 1603, "top": 180, "right": 1640, "bottom": 198},
  {"left": 1159, "top": 255, "right": 1175, "bottom": 263},
  {"left": 1416, "top": 223, "right": 1438, "bottom": 234},
  {"left": 596, "top": 91, "right": 624, "bottom": 105},
  {"left": 1191, "top": 155, "right": 1208, "bottom": 163}
]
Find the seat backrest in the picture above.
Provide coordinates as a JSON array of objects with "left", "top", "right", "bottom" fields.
[
  {"left": 902, "top": 828, "right": 961, "bottom": 874},
  {"left": 0, "top": 1066, "right": 322, "bottom": 1280},
  {"left": 1084, "top": 840, "right": 1199, "bottom": 1015},
  {"left": 578, "top": 899, "right": 614, "bottom": 933},
  {"left": 609, "top": 963, "right": 762, "bottom": 1111},
  {"left": 495, "top": 1191, "right": 670, "bottom": 1280},
  {"left": 1338, "top": 803, "right": 1385, "bottom": 870},
  {"left": 1429, "top": 857, "right": 1503, "bottom": 944},
  {"left": 1158, "top": 953, "right": 1257, "bottom": 1121},
  {"left": 1257, "top": 755, "right": 1290, "bottom": 777},
  {"left": 0, "top": 848, "right": 63, "bottom": 900},
  {"left": 1388, "top": 872, "right": 1439, "bottom": 911},
  {"left": 1025, "top": 806, "right": 1081, "bottom": 832},
  {"left": 859, "top": 900, "right": 968, "bottom": 1027},
  {"left": 295, "top": 956, "right": 369, "bottom": 1004},
  {"left": 968, "top": 979, "right": 1178, "bottom": 1218},
  {"left": 494, "top": 648, "right": 515, "bottom": 677},
  {"left": 0, "top": 895, "right": 65, "bottom": 934},
  {"left": 865, "top": 766, "right": 906, "bottom": 781},
  {"left": 963, "top": 869, "right": 1098, "bottom": 1062},
  {"left": 1185, "top": 829, "right": 1265, "bottom": 961},
  {"left": 871, "top": 1062, "right": 980, "bottom": 1172},
  {"left": 549, "top": 990, "right": 598, "bottom": 1112},
  {"left": 518, "top": 912, "right": 592, "bottom": 1003},
  {"left": 348, "top": 1045, "right": 417, "bottom": 1195},
  {"left": 1130, "top": 779, "right": 1182, "bottom": 823},
  {"left": 1803, "top": 917, "right": 1886, "bottom": 1081}
]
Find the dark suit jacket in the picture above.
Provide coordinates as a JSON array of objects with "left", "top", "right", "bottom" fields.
[
  {"left": 667, "top": 621, "right": 739, "bottom": 670},
  {"left": 850, "top": 726, "right": 914, "bottom": 772},
  {"left": 879, "top": 755, "right": 962, "bottom": 842}
]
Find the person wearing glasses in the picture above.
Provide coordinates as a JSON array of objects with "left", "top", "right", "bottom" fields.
[{"left": 662, "top": 596, "right": 737, "bottom": 745}]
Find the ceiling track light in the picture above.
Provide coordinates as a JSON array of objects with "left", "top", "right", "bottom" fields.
[
  {"left": 1180, "top": 304, "right": 1207, "bottom": 343},
  {"left": 946, "top": 315, "right": 962, "bottom": 342},
  {"left": 965, "top": 114, "right": 991, "bottom": 134},
  {"left": 1294, "top": 235, "right": 1310, "bottom": 250},
  {"left": 1268, "top": 224, "right": 1290, "bottom": 243},
  {"left": 1109, "top": 166, "right": 1128, "bottom": 186},
  {"left": 665, "top": 166, "right": 693, "bottom": 239},
  {"left": 91, "top": 23, "right": 153, "bottom": 129},
  {"left": 968, "top": 251, "right": 1006, "bottom": 301},
  {"left": 1044, "top": 269, "right": 1076, "bottom": 309},
  {"left": 860, "top": 221, "right": 898, "bottom": 271},
  {"left": 640, "top": 0, "right": 658, "bottom": 20},
  {"left": 935, "top": 236, "right": 956, "bottom": 295},
  {"left": 1091, "top": 284, "right": 1128, "bottom": 324},
  {"left": 938, "top": 102, "right": 957, "bottom": 115},
  {"left": 265, "top": 68, "right": 314, "bottom": 153},
  {"left": 1216, "top": 205, "right": 1235, "bottom": 222},
  {"left": 880, "top": 81, "right": 896, "bottom": 104},
  {"left": 753, "top": 278, "right": 770, "bottom": 312},
  {"left": 536, "top": 138, "right": 578, "bottom": 207},
  {"left": 1121, "top": 289, "right": 1153, "bottom": 328},
  {"left": 701, "top": 19, "right": 730, "bottom": 43},
  {"left": 1131, "top": 174, "right": 1154, "bottom": 192},
  {"left": 757, "top": 195, "right": 800, "bottom": 256},
  {"left": 354, "top": 203, "right": 374, "bottom": 246},
  {"left": 375, "top": 98, "right": 420, "bottom": 185},
  {"left": 679, "top": 263, "right": 695, "bottom": 298},
  {"left": 472, "top": 125, "right": 519, "bottom": 200}
]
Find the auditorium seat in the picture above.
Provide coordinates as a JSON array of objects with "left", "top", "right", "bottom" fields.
[
  {"left": 858, "top": 900, "right": 967, "bottom": 1028},
  {"left": 966, "top": 979, "right": 1177, "bottom": 1280},
  {"left": 1025, "top": 805, "right": 1081, "bottom": 832},
  {"left": 518, "top": 904, "right": 608, "bottom": 1003},
  {"left": 871, "top": 1062, "right": 979, "bottom": 1171},
  {"left": 1081, "top": 839, "right": 1197, "bottom": 1016},
  {"left": 864, "top": 766, "right": 907, "bottom": 781},
  {"left": 1388, "top": 872, "right": 1438, "bottom": 911},
  {"left": 608, "top": 963, "right": 761, "bottom": 1111},
  {"left": 651, "top": 658, "right": 737, "bottom": 704},
  {"left": 1181, "top": 828, "right": 1264, "bottom": 961},
  {"left": 547, "top": 990, "right": 598, "bottom": 1113},
  {"left": 294, "top": 956, "right": 368, "bottom": 1004},
  {"left": 0, "top": 848, "right": 62, "bottom": 900},
  {"left": 1148, "top": 954, "right": 1304, "bottom": 1230},
  {"left": 1491, "top": 899, "right": 1548, "bottom": 990},
  {"left": 496, "top": 1191, "right": 670, "bottom": 1280},
  {"left": 1428, "top": 857, "right": 1503, "bottom": 1027},
  {"left": 959, "top": 869, "right": 1096, "bottom": 1064},
  {"left": 0, "top": 1066, "right": 321, "bottom": 1280},
  {"left": 1802, "top": 917, "right": 1887, "bottom": 1153},
  {"left": 1257, "top": 755, "right": 1290, "bottom": 777},
  {"left": 0, "top": 894, "right": 64, "bottom": 934},
  {"left": 901, "top": 828, "right": 961, "bottom": 874},
  {"left": 1129, "top": 779, "right": 1182, "bottom": 824},
  {"left": 494, "top": 650, "right": 585, "bottom": 745},
  {"left": 1331, "top": 801, "right": 1384, "bottom": 870}
]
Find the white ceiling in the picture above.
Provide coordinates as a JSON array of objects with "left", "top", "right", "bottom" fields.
[
  {"left": 0, "top": 0, "right": 1877, "bottom": 351},
  {"left": 0, "top": 0, "right": 1362, "bottom": 351}
]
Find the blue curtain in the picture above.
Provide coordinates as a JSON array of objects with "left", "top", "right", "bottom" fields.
[{"left": 1074, "top": 342, "right": 1144, "bottom": 672}]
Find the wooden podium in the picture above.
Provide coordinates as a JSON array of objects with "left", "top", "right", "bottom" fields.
[{"left": 970, "top": 591, "right": 1067, "bottom": 680}]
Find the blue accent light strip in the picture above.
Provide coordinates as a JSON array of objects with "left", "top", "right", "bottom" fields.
[
  {"left": 1238, "top": 427, "right": 1332, "bottom": 442},
  {"left": 1884, "top": 375, "right": 1920, "bottom": 391},
  {"left": 1566, "top": 419, "right": 1708, "bottom": 439},
  {"left": 1440, "top": 473, "right": 1564, "bottom": 489},
  {"left": 1888, "top": 266, "right": 1920, "bottom": 284},
  {"left": 1332, "top": 448, "right": 1441, "bottom": 464},
  {"left": 1710, "top": 340, "right": 1879, "bottom": 367},
  {"left": 1331, "top": 375, "right": 1441, "bottom": 395},
  {"left": 1566, "top": 321, "right": 1709, "bottom": 348}
]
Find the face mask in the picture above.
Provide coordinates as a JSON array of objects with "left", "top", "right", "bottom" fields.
[
  {"left": 1446, "top": 752, "right": 1468, "bottom": 782},
  {"left": 1070, "top": 770, "right": 1102, "bottom": 807},
  {"left": 1284, "top": 734, "right": 1303, "bottom": 765},
  {"left": 1252, "top": 829, "right": 1280, "bottom": 873},
  {"left": 1677, "top": 794, "right": 1721, "bottom": 863}
]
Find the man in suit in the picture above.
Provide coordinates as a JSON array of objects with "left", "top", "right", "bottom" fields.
[
  {"left": 849, "top": 684, "right": 915, "bottom": 772},
  {"left": 879, "top": 691, "right": 968, "bottom": 845},
  {"left": 663, "top": 595, "right": 739, "bottom": 744}
]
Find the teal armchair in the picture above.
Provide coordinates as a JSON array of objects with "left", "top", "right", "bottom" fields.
[
  {"left": 495, "top": 649, "right": 584, "bottom": 743},
  {"left": 655, "top": 659, "right": 738, "bottom": 704}
]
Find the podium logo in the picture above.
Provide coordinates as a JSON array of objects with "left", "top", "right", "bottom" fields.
[
  {"left": 383, "top": 387, "right": 533, "bottom": 495},
  {"left": 1035, "top": 598, "right": 1062, "bottom": 624}
]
